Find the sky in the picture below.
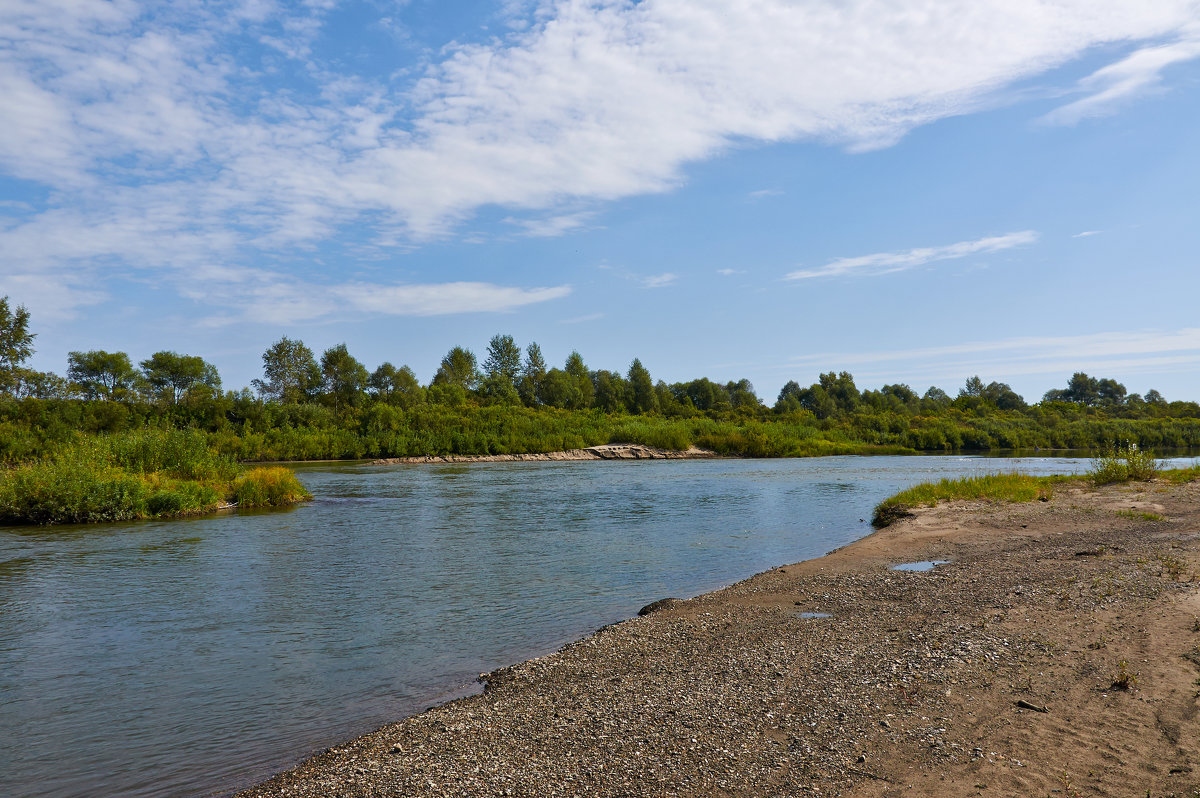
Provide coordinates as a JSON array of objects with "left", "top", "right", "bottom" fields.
[{"left": 2, "top": 0, "right": 1200, "bottom": 404}]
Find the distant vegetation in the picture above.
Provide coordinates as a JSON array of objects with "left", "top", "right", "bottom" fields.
[{"left": 3, "top": 293, "right": 1200, "bottom": 475}]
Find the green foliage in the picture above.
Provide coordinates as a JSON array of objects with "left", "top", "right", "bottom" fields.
[
  {"left": 0, "top": 296, "right": 36, "bottom": 395},
  {"left": 1089, "top": 443, "right": 1160, "bottom": 486},
  {"left": 627, "top": 358, "right": 658, "bottom": 413},
  {"left": 140, "top": 351, "right": 221, "bottom": 404},
  {"left": 253, "top": 336, "right": 321, "bottom": 404},
  {"left": 233, "top": 467, "right": 311, "bottom": 507},
  {"left": 873, "top": 473, "right": 1066, "bottom": 527},
  {"left": 0, "top": 428, "right": 304, "bottom": 526},
  {"left": 67, "top": 350, "right": 139, "bottom": 400},
  {"left": 320, "top": 343, "right": 369, "bottom": 412},
  {"left": 433, "top": 345, "right": 479, "bottom": 390}
]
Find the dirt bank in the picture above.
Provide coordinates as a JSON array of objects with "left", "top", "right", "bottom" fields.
[
  {"left": 372, "top": 443, "right": 716, "bottom": 465},
  {"left": 238, "top": 479, "right": 1200, "bottom": 797}
]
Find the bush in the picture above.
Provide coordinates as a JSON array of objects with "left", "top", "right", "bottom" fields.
[
  {"left": 1090, "top": 443, "right": 1159, "bottom": 486},
  {"left": 233, "top": 467, "right": 311, "bottom": 507}
]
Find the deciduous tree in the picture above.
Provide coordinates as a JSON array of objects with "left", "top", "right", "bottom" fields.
[{"left": 254, "top": 336, "right": 320, "bottom": 404}]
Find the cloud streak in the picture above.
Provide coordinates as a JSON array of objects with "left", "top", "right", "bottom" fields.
[
  {"left": 785, "top": 231, "right": 1039, "bottom": 280},
  {"left": 0, "top": 0, "right": 1197, "bottom": 308}
]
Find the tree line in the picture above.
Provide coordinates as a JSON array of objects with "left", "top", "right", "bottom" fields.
[{"left": 2, "top": 295, "right": 1199, "bottom": 465}]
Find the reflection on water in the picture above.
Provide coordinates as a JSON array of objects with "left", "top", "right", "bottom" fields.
[{"left": 1, "top": 454, "right": 1190, "bottom": 797}]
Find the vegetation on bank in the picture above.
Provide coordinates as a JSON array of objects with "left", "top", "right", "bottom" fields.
[
  {"left": 0, "top": 429, "right": 310, "bottom": 526},
  {"left": 3, "top": 294, "right": 1200, "bottom": 527},
  {"left": 872, "top": 448, "right": 1200, "bottom": 527}
]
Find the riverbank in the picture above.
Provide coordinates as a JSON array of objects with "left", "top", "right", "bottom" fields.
[
  {"left": 371, "top": 443, "right": 716, "bottom": 465},
  {"left": 238, "top": 478, "right": 1200, "bottom": 797}
]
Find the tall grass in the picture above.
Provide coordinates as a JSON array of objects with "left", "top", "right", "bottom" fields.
[
  {"left": 872, "top": 473, "right": 1066, "bottom": 527},
  {"left": 0, "top": 428, "right": 307, "bottom": 526},
  {"left": 1089, "top": 443, "right": 1160, "bottom": 485}
]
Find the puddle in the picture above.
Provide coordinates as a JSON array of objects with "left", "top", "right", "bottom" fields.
[
  {"left": 797, "top": 611, "right": 833, "bottom": 619},
  {"left": 890, "top": 560, "right": 950, "bottom": 572}
]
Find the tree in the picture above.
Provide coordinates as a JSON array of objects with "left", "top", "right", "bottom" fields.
[
  {"left": 483, "top": 334, "right": 522, "bottom": 385},
  {"left": 0, "top": 296, "right": 35, "bottom": 395},
  {"left": 1064, "top": 372, "right": 1100, "bottom": 406},
  {"left": 593, "top": 369, "right": 631, "bottom": 412},
  {"left": 1145, "top": 389, "right": 1167, "bottom": 405},
  {"left": 818, "top": 371, "right": 860, "bottom": 412},
  {"left": 369, "top": 362, "right": 424, "bottom": 406},
  {"left": 320, "top": 343, "right": 369, "bottom": 412},
  {"left": 538, "top": 368, "right": 581, "bottom": 409},
  {"left": 959, "top": 375, "right": 985, "bottom": 398},
  {"left": 519, "top": 342, "right": 547, "bottom": 407},
  {"left": 725, "top": 378, "right": 759, "bottom": 410},
  {"left": 140, "top": 351, "right": 221, "bottom": 404},
  {"left": 563, "top": 351, "right": 594, "bottom": 409},
  {"left": 254, "top": 336, "right": 320, "bottom": 404},
  {"left": 432, "top": 346, "right": 479, "bottom": 390},
  {"left": 627, "top": 358, "right": 658, "bottom": 413},
  {"left": 67, "top": 350, "right": 138, "bottom": 400}
]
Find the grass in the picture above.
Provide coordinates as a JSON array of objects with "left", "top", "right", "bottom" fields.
[
  {"left": 872, "top": 472, "right": 1067, "bottom": 527},
  {"left": 1115, "top": 509, "right": 1166, "bottom": 522},
  {"left": 0, "top": 428, "right": 310, "bottom": 526},
  {"left": 1090, "top": 443, "right": 1160, "bottom": 486}
]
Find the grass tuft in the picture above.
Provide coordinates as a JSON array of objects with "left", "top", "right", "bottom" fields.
[
  {"left": 233, "top": 467, "right": 312, "bottom": 508},
  {"left": 1090, "top": 443, "right": 1160, "bottom": 486},
  {"left": 872, "top": 472, "right": 1065, "bottom": 527}
]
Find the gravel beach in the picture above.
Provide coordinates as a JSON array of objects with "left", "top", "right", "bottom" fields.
[{"left": 238, "top": 478, "right": 1200, "bottom": 797}]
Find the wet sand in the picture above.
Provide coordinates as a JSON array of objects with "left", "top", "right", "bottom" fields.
[{"left": 238, "top": 478, "right": 1200, "bottom": 797}]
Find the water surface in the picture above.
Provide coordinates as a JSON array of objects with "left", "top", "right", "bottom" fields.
[{"left": 1, "top": 454, "right": 1185, "bottom": 797}]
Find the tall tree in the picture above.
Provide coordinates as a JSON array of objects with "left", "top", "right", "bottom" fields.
[
  {"left": 140, "top": 351, "right": 221, "bottom": 403},
  {"left": 253, "top": 336, "right": 320, "bottom": 404},
  {"left": 0, "top": 296, "right": 35, "bottom": 395},
  {"left": 519, "top": 342, "right": 547, "bottom": 406},
  {"left": 432, "top": 346, "right": 479, "bottom": 390},
  {"left": 320, "top": 343, "right": 369, "bottom": 411},
  {"left": 483, "top": 334, "right": 522, "bottom": 385},
  {"left": 627, "top": 358, "right": 658, "bottom": 413},
  {"left": 67, "top": 350, "right": 138, "bottom": 400},
  {"left": 563, "top": 351, "right": 594, "bottom": 409}
]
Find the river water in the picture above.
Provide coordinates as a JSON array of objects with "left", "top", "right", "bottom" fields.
[{"left": 0, "top": 454, "right": 1189, "bottom": 797}]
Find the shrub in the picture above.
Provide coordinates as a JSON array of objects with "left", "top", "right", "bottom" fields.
[
  {"left": 1090, "top": 443, "right": 1159, "bottom": 486},
  {"left": 233, "top": 467, "right": 311, "bottom": 508}
]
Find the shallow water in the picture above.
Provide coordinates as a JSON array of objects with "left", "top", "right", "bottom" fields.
[
  {"left": 891, "top": 560, "right": 952, "bottom": 572},
  {"left": 0, "top": 454, "right": 1190, "bottom": 797}
]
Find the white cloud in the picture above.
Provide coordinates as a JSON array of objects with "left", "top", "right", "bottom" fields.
[
  {"left": 559, "top": 311, "right": 604, "bottom": 324},
  {"left": 1073, "top": 230, "right": 1103, "bottom": 237},
  {"left": 1042, "top": 36, "right": 1200, "bottom": 125},
  {"left": 785, "top": 231, "right": 1038, "bottom": 280},
  {"left": 0, "top": 0, "right": 1197, "bottom": 291},
  {"left": 716, "top": 268, "right": 745, "bottom": 276},
  {"left": 503, "top": 211, "right": 596, "bottom": 237},
  {"left": 640, "top": 273, "right": 678, "bottom": 289}
]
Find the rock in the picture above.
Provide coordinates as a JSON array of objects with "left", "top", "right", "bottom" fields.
[{"left": 638, "top": 598, "right": 682, "bottom": 616}]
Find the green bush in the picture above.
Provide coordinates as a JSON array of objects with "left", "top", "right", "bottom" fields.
[{"left": 1090, "top": 443, "right": 1159, "bottom": 486}]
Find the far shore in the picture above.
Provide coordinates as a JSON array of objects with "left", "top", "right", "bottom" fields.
[
  {"left": 238, "top": 477, "right": 1200, "bottom": 796},
  {"left": 371, "top": 443, "right": 717, "bottom": 465}
]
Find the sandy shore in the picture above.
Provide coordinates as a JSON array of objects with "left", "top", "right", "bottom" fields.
[
  {"left": 238, "top": 479, "right": 1200, "bottom": 797},
  {"left": 371, "top": 444, "right": 716, "bottom": 465}
]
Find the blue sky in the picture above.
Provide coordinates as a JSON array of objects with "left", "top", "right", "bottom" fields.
[{"left": 3, "top": 0, "right": 1200, "bottom": 403}]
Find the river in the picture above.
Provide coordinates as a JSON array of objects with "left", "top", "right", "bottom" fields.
[{"left": 0, "top": 454, "right": 1187, "bottom": 797}]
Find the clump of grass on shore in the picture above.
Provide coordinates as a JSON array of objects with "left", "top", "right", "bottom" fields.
[
  {"left": 1164, "top": 462, "right": 1200, "bottom": 484},
  {"left": 872, "top": 473, "right": 1066, "bottom": 527},
  {"left": 1090, "top": 443, "right": 1159, "bottom": 486},
  {"left": 0, "top": 429, "right": 309, "bottom": 526},
  {"left": 233, "top": 467, "right": 311, "bottom": 508}
]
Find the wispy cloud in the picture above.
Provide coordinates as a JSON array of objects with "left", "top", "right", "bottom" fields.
[
  {"left": 559, "top": 311, "right": 604, "bottom": 324},
  {"left": 503, "top": 211, "right": 596, "bottom": 238},
  {"left": 748, "top": 189, "right": 782, "bottom": 199},
  {"left": 0, "top": 1, "right": 1196, "bottom": 307},
  {"left": 716, "top": 268, "right": 745, "bottom": 276},
  {"left": 1042, "top": 36, "right": 1200, "bottom": 125},
  {"left": 1073, "top": 230, "right": 1103, "bottom": 238},
  {"left": 640, "top": 273, "right": 678, "bottom": 289},
  {"left": 785, "top": 231, "right": 1038, "bottom": 280}
]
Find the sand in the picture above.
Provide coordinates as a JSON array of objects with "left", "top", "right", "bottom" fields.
[{"left": 237, "top": 478, "right": 1200, "bottom": 797}]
